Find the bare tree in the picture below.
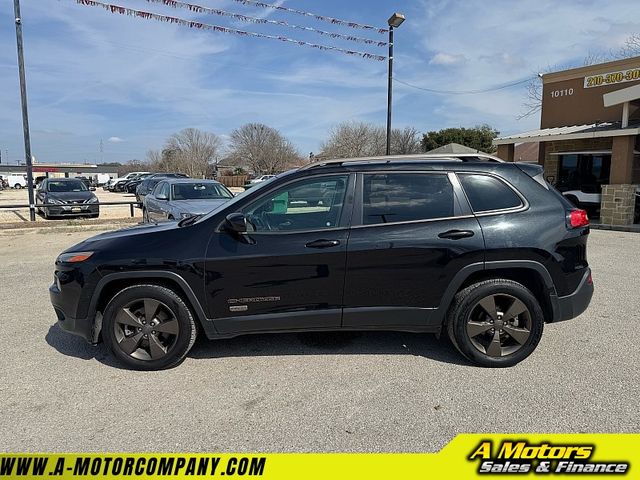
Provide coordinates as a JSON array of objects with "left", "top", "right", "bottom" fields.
[
  {"left": 226, "top": 123, "right": 303, "bottom": 174},
  {"left": 391, "top": 126, "right": 421, "bottom": 154},
  {"left": 319, "top": 122, "right": 421, "bottom": 158},
  {"left": 619, "top": 33, "right": 640, "bottom": 57},
  {"left": 163, "top": 128, "right": 223, "bottom": 178}
]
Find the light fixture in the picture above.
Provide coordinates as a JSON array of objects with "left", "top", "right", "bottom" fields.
[{"left": 388, "top": 13, "right": 405, "bottom": 28}]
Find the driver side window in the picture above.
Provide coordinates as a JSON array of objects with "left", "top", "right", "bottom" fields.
[{"left": 244, "top": 175, "right": 349, "bottom": 232}]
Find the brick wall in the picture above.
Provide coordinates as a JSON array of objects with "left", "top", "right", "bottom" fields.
[{"left": 601, "top": 184, "right": 636, "bottom": 225}]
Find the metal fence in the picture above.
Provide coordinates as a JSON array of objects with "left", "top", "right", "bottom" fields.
[{"left": 0, "top": 201, "right": 140, "bottom": 219}]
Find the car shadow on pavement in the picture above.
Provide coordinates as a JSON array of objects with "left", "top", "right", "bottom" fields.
[
  {"left": 188, "top": 331, "right": 472, "bottom": 366},
  {"left": 45, "top": 324, "right": 471, "bottom": 368},
  {"left": 45, "top": 324, "right": 122, "bottom": 368}
]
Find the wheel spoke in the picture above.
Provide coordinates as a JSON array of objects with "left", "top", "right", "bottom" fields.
[
  {"left": 478, "top": 295, "right": 498, "bottom": 321},
  {"left": 148, "top": 333, "right": 167, "bottom": 359},
  {"left": 118, "top": 332, "right": 143, "bottom": 355},
  {"left": 504, "top": 298, "right": 527, "bottom": 321},
  {"left": 154, "top": 319, "right": 179, "bottom": 335},
  {"left": 115, "top": 308, "right": 142, "bottom": 327},
  {"left": 485, "top": 330, "right": 503, "bottom": 357},
  {"left": 144, "top": 299, "right": 161, "bottom": 321},
  {"left": 503, "top": 324, "right": 530, "bottom": 345},
  {"left": 467, "top": 321, "right": 493, "bottom": 338}
]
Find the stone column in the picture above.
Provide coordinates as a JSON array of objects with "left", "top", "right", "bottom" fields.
[
  {"left": 600, "top": 135, "right": 636, "bottom": 225},
  {"left": 600, "top": 184, "right": 636, "bottom": 225}
]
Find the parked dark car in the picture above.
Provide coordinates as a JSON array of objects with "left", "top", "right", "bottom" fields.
[
  {"left": 50, "top": 156, "right": 593, "bottom": 370},
  {"left": 123, "top": 173, "right": 154, "bottom": 194},
  {"left": 37, "top": 178, "right": 99, "bottom": 219},
  {"left": 143, "top": 179, "right": 233, "bottom": 223},
  {"left": 135, "top": 173, "right": 188, "bottom": 203}
]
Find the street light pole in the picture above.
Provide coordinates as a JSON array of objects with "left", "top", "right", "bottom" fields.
[
  {"left": 385, "top": 13, "right": 405, "bottom": 156},
  {"left": 385, "top": 26, "right": 394, "bottom": 156},
  {"left": 13, "top": 0, "right": 36, "bottom": 221}
]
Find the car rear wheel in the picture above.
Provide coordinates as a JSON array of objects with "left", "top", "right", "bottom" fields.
[
  {"left": 102, "top": 284, "right": 197, "bottom": 370},
  {"left": 447, "top": 279, "right": 544, "bottom": 367}
]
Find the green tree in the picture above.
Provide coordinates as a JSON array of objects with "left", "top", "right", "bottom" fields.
[{"left": 421, "top": 124, "right": 499, "bottom": 153}]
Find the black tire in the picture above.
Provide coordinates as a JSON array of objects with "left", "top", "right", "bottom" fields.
[
  {"left": 446, "top": 279, "right": 544, "bottom": 368},
  {"left": 102, "top": 284, "right": 197, "bottom": 370}
]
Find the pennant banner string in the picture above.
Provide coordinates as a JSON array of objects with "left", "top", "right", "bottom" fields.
[
  {"left": 73, "top": 0, "right": 387, "bottom": 61},
  {"left": 142, "top": 0, "right": 387, "bottom": 47},
  {"left": 228, "top": 0, "right": 388, "bottom": 34}
]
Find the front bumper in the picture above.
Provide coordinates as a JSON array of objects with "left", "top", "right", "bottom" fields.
[
  {"left": 49, "top": 283, "right": 96, "bottom": 342},
  {"left": 552, "top": 268, "right": 594, "bottom": 322},
  {"left": 45, "top": 204, "right": 99, "bottom": 217}
]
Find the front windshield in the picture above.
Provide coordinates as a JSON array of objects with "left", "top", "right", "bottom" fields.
[
  {"left": 172, "top": 183, "right": 233, "bottom": 200},
  {"left": 48, "top": 180, "right": 87, "bottom": 192}
]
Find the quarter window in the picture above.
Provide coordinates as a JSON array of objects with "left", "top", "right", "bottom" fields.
[
  {"left": 244, "top": 175, "right": 348, "bottom": 232},
  {"left": 362, "top": 173, "right": 455, "bottom": 224},
  {"left": 458, "top": 174, "right": 523, "bottom": 212}
]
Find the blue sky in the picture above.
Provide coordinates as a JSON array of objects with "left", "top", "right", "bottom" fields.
[{"left": 1, "top": 0, "right": 639, "bottom": 164}]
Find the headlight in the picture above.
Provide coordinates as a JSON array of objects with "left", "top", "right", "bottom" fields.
[
  {"left": 57, "top": 251, "right": 94, "bottom": 263},
  {"left": 86, "top": 196, "right": 99, "bottom": 203},
  {"left": 180, "top": 213, "right": 192, "bottom": 219},
  {"left": 48, "top": 197, "right": 64, "bottom": 205}
]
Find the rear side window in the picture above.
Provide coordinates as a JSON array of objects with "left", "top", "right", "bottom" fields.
[
  {"left": 458, "top": 174, "right": 523, "bottom": 212},
  {"left": 362, "top": 173, "right": 454, "bottom": 224}
]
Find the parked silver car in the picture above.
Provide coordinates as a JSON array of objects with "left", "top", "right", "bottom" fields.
[{"left": 143, "top": 179, "right": 233, "bottom": 223}]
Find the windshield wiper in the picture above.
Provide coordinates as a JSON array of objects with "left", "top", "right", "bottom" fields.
[{"left": 178, "top": 214, "right": 203, "bottom": 227}]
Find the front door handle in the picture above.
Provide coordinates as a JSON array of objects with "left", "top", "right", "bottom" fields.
[
  {"left": 306, "top": 239, "right": 340, "bottom": 249},
  {"left": 438, "top": 229, "right": 475, "bottom": 240}
]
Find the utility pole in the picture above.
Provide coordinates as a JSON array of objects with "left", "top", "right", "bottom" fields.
[
  {"left": 385, "top": 13, "right": 405, "bottom": 156},
  {"left": 13, "top": 0, "right": 36, "bottom": 221}
]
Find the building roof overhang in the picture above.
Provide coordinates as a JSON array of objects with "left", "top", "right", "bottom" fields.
[{"left": 494, "top": 122, "right": 640, "bottom": 145}]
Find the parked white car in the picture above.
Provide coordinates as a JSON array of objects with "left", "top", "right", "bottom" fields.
[
  {"left": 249, "top": 174, "right": 276, "bottom": 185},
  {"left": 7, "top": 175, "right": 27, "bottom": 189}
]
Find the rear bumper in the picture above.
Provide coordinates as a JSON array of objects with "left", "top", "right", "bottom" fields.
[{"left": 552, "top": 268, "right": 594, "bottom": 322}]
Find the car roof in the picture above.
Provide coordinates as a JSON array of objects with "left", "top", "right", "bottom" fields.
[{"left": 300, "top": 153, "right": 503, "bottom": 171}]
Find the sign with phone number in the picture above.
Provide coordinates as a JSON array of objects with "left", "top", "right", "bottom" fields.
[{"left": 584, "top": 67, "right": 640, "bottom": 88}]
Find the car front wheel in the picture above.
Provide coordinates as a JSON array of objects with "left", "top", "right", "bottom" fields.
[
  {"left": 102, "top": 284, "right": 197, "bottom": 370},
  {"left": 447, "top": 279, "right": 544, "bottom": 367}
]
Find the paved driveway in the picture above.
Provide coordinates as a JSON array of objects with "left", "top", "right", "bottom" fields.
[{"left": 0, "top": 228, "right": 638, "bottom": 452}]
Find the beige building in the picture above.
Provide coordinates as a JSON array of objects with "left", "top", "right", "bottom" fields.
[{"left": 494, "top": 56, "right": 640, "bottom": 225}]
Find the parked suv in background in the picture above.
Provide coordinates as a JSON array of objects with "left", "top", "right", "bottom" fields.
[
  {"left": 50, "top": 156, "right": 593, "bottom": 370},
  {"left": 135, "top": 173, "right": 188, "bottom": 203}
]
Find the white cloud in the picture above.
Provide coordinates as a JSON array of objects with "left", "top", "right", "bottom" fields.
[
  {"left": 107, "top": 136, "right": 124, "bottom": 143},
  {"left": 429, "top": 52, "right": 467, "bottom": 66}
]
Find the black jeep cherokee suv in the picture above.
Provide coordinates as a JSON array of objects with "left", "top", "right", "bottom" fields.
[{"left": 50, "top": 157, "right": 593, "bottom": 370}]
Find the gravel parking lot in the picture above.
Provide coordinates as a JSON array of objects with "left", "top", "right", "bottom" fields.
[{"left": 0, "top": 227, "right": 638, "bottom": 452}]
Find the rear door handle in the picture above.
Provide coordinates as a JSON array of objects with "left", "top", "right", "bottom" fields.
[
  {"left": 306, "top": 239, "right": 340, "bottom": 249},
  {"left": 438, "top": 229, "right": 475, "bottom": 240}
]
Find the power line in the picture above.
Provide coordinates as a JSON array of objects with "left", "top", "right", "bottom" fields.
[
  {"left": 393, "top": 76, "right": 534, "bottom": 95},
  {"left": 228, "top": 0, "right": 388, "bottom": 34},
  {"left": 72, "top": 0, "right": 387, "bottom": 61},
  {"left": 142, "top": 0, "right": 387, "bottom": 47}
]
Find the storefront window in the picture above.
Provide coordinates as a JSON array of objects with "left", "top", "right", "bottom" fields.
[{"left": 557, "top": 154, "right": 611, "bottom": 193}]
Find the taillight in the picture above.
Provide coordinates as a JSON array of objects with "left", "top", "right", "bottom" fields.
[{"left": 568, "top": 209, "right": 589, "bottom": 228}]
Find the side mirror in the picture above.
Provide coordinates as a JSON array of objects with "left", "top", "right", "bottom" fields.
[{"left": 225, "top": 212, "right": 248, "bottom": 234}]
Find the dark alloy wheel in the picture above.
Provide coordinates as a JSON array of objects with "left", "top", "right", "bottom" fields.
[
  {"left": 466, "top": 294, "right": 532, "bottom": 357},
  {"left": 102, "top": 284, "right": 197, "bottom": 370},
  {"left": 113, "top": 298, "right": 180, "bottom": 361},
  {"left": 447, "top": 279, "right": 544, "bottom": 367}
]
